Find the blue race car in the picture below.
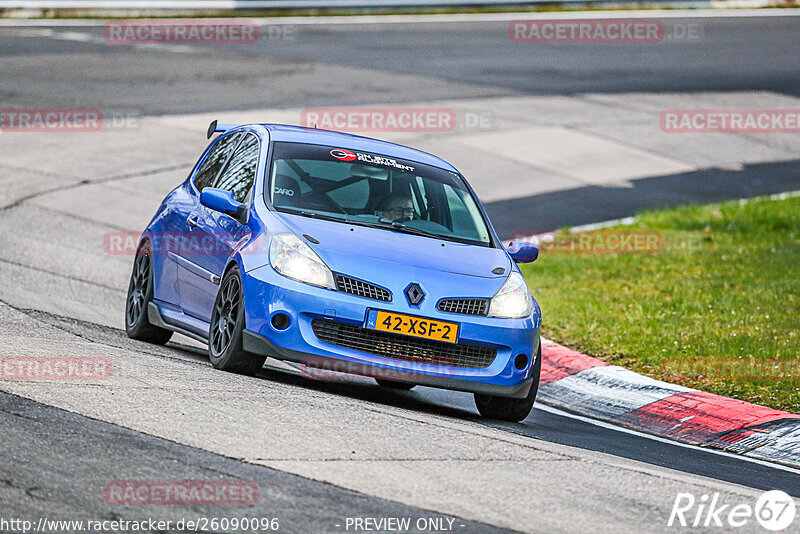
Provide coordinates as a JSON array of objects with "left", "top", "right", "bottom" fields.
[{"left": 125, "top": 122, "right": 542, "bottom": 421}]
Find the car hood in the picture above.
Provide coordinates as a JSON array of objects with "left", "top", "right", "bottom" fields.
[{"left": 275, "top": 212, "right": 510, "bottom": 279}]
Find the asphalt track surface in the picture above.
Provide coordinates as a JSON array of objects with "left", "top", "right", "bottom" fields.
[
  {"left": 2, "top": 14, "right": 800, "bottom": 113},
  {"left": 1, "top": 12, "right": 799, "bottom": 533},
  {"left": 2, "top": 14, "right": 799, "bottom": 233},
  {"left": 0, "top": 391, "right": 511, "bottom": 534}
]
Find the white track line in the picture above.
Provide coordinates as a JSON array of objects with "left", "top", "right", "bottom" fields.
[
  {"left": 535, "top": 403, "right": 800, "bottom": 475},
  {"left": 569, "top": 216, "right": 637, "bottom": 233},
  {"left": 505, "top": 189, "right": 800, "bottom": 245},
  {"left": 260, "top": 359, "right": 798, "bottom": 472},
  {"left": 1, "top": 8, "right": 799, "bottom": 26},
  {"left": 275, "top": 356, "right": 797, "bottom": 473}
]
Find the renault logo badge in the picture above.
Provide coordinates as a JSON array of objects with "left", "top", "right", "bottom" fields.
[{"left": 405, "top": 283, "right": 425, "bottom": 306}]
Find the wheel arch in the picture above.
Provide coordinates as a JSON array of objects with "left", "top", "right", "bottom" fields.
[
  {"left": 219, "top": 256, "right": 247, "bottom": 322},
  {"left": 223, "top": 257, "right": 243, "bottom": 279},
  {"left": 136, "top": 233, "right": 152, "bottom": 250}
]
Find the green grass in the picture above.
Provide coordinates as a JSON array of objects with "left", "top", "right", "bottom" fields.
[{"left": 521, "top": 194, "right": 800, "bottom": 413}]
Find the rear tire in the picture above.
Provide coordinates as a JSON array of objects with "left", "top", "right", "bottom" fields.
[
  {"left": 125, "top": 241, "right": 173, "bottom": 345},
  {"left": 375, "top": 379, "right": 415, "bottom": 390},
  {"left": 474, "top": 343, "right": 541, "bottom": 422},
  {"left": 209, "top": 266, "right": 266, "bottom": 376}
]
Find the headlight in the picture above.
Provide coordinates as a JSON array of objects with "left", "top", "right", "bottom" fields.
[
  {"left": 488, "top": 271, "right": 532, "bottom": 319},
  {"left": 269, "top": 233, "right": 335, "bottom": 289}
]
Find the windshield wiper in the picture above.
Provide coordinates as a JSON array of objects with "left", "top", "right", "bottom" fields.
[
  {"left": 368, "top": 219, "right": 443, "bottom": 239},
  {"left": 299, "top": 211, "right": 344, "bottom": 222},
  {"left": 280, "top": 208, "right": 351, "bottom": 224},
  {"left": 280, "top": 208, "right": 445, "bottom": 240}
]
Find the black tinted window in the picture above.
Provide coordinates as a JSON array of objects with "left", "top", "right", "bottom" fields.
[
  {"left": 193, "top": 133, "right": 241, "bottom": 191},
  {"left": 214, "top": 134, "right": 259, "bottom": 203}
]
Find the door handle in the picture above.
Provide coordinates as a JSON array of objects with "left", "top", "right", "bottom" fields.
[{"left": 187, "top": 215, "right": 198, "bottom": 228}]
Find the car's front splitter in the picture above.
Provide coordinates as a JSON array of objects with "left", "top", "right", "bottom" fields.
[{"left": 242, "top": 329, "right": 536, "bottom": 399}]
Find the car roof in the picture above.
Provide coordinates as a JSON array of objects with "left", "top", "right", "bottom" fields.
[{"left": 249, "top": 123, "right": 459, "bottom": 174}]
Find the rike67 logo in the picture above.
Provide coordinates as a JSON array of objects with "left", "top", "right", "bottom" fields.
[{"left": 669, "top": 490, "right": 796, "bottom": 531}]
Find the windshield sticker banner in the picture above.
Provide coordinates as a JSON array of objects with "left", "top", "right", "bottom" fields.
[{"left": 330, "top": 149, "right": 414, "bottom": 172}]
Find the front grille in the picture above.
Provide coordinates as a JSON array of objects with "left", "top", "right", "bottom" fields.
[
  {"left": 335, "top": 274, "right": 391, "bottom": 302},
  {"left": 437, "top": 298, "right": 490, "bottom": 316},
  {"left": 312, "top": 319, "right": 496, "bottom": 369}
]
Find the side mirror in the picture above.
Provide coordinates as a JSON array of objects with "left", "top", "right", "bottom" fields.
[
  {"left": 200, "top": 188, "right": 247, "bottom": 224},
  {"left": 506, "top": 240, "right": 538, "bottom": 264}
]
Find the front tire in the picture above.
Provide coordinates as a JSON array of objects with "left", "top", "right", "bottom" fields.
[
  {"left": 125, "top": 241, "right": 173, "bottom": 345},
  {"left": 474, "top": 343, "right": 541, "bottom": 422},
  {"left": 209, "top": 266, "right": 266, "bottom": 376}
]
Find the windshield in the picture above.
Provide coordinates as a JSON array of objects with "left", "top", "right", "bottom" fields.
[{"left": 267, "top": 142, "right": 493, "bottom": 246}]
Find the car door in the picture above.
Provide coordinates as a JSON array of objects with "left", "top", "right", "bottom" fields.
[
  {"left": 173, "top": 131, "right": 242, "bottom": 318},
  {"left": 180, "top": 133, "right": 259, "bottom": 323}
]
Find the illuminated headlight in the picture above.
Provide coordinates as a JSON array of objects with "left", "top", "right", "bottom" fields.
[
  {"left": 488, "top": 272, "right": 532, "bottom": 319},
  {"left": 269, "top": 233, "right": 335, "bottom": 289}
]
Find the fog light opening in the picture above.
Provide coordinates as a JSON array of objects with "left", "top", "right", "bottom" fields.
[
  {"left": 271, "top": 313, "right": 291, "bottom": 330},
  {"left": 514, "top": 353, "right": 528, "bottom": 370}
]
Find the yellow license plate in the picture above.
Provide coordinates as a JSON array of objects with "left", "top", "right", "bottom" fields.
[{"left": 367, "top": 310, "right": 459, "bottom": 344}]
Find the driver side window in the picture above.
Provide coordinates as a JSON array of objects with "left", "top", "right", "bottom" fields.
[
  {"left": 193, "top": 133, "right": 241, "bottom": 192},
  {"left": 214, "top": 134, "right": 259, "bottom": 203}
]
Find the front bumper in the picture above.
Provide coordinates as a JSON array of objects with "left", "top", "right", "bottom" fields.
[{"left": 241, "top": 264, "right": 541, "bottom": 398}]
